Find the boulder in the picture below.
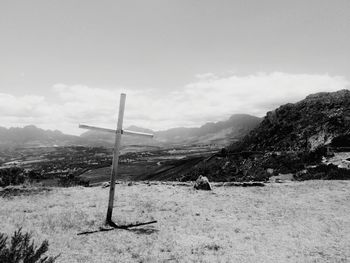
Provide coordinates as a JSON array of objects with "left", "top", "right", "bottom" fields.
[{"left": 194, "top": 175, "right": 212, "bottom": 191}]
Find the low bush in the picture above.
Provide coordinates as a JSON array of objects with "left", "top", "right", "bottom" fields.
[
  {"left": 0, "top": 167, "right": 25, "bottom": 187},
  {"left": 0, "top": 228, "right": 58, "bottom": 263},
  {"left": 295, "top": 164, "right": 350, "bottom": 181},
  {"left": 181, "top": 147, "right": 347, "bottom": 182},
  {"left": 58, "top": 174, "right": 89, "bottom": 187}
]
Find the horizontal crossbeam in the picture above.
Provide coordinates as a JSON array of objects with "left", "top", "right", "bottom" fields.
[
  {"left": 79, "top": 124, "right": 154, "bottom": 138},
  {"left": 79, "top": 124, "right": 115, "bottom": 133},
  {"left": 122, "top": 129, "right": 154, "bottom": 138}
]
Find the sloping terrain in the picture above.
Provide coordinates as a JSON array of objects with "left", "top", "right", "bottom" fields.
[
  {"left": 178, "top": 90, "right": 350, "bottom": 182},
  {"left": 0, "top": 181, "right": 349, "bottom": 263},
  {"left": 134, "top": 156, "right": 205, "bottom": 181},
  {"left": 232, "top": 89, "right": 350, "bottom": 152}
]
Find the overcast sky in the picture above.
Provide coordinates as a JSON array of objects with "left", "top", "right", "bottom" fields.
[{"left": 0, "top": 0, "right": 349, "bottom": 134}]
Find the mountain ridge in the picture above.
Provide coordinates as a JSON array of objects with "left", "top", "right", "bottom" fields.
[
  {"left": 81, "top": 114, "right": 262, "bottom": 146},
  {"left": 0, "top": 114, "right": 261, "bottom": 148},
  {"left": 0, "top": 125, "right": 80, "bottom": 148}
]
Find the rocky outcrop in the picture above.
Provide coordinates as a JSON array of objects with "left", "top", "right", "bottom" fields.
[
  {"left": 193, "top": 175, "right": 212, "bottom": 190},
  {"left": 231, "top": 89, "right": 350, "bottom": 152}
]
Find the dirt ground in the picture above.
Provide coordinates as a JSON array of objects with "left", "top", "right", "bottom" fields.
[{"left": 1, "top": 181, "right": 349, "bottom": 263}]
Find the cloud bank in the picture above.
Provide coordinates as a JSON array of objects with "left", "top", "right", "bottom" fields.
[{"left": 0, "top": 72, "right": 348, "bottom": 135}]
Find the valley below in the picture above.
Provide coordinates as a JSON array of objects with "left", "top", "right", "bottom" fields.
[
  {"left": 0, "top": 145, "right": 220, "bottom": 186},
  {"left": 1, "top": 142, "right": 350, "bottom": 188}
]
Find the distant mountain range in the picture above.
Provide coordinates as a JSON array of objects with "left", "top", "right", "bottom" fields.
[
  {"left": 0, "top": 125, "right": 80, "bottom": 148},
  {"left": 155, "top": 114, "right": 261, "bottom": 145},
  {"left": 80, "top": 114, "right": 262, "bottom": 146},
  {"left": 0, "top": 114, "right": 261, "bottom": 148}
]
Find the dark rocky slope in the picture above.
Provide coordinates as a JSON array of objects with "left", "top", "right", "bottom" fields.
[{"left": 231, "top": 89, "right": 350, "bottom": 152}]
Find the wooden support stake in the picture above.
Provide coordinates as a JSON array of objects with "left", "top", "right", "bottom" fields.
[{"left": 106, "top": 93, "right": 126, "bottom": 224}]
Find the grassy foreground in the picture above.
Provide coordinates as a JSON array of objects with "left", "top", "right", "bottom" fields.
[{"left": 0, "top": 181, "right": 349, "bottom": 263}]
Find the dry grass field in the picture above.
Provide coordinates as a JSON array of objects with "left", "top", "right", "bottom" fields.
[{"left": 1, "top": 181, "right": 349, "bottom": 263}]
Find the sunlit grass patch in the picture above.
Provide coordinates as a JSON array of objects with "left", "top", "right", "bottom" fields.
[{"left": 0, "top": 181, "right": 349, "bottom": 262}]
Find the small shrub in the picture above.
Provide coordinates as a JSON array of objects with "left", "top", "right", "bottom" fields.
[
  {"left": 304, "top": 147, "right": 327, "bottom": 164},
  {"left": 58, "top": 174, "right": 89, "bottom": 187},
  {"left": 26, "top": 170, "right": 43, "bottom": 181},
  {"left": 0, "top": 228, "right": 58, "bottom": 263},
  {"left": 295, "top": 164, "right": 350, "bottom": 181},
  {"left": 0, "top": 167, "right": 25, "bottom": 187}
]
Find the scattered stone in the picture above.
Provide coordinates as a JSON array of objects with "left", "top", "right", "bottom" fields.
[
  {"left": 194, "top": 175, "right": 212, "bottom": 191},
  {"left": 102, "top": 182, "right": 110, "bottom": 188},
  {"left": 267, "top": 168, "right": 274, "bottom": 175}
]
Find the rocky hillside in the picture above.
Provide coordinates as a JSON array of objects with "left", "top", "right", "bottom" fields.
[
  {"left": 178, "top": 90, "right": 350, "bottom": 182},
  {"left": 231, "top": 89, "right": 350, "bottom": 152}
]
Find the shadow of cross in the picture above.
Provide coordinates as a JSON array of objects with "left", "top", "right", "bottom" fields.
[{"left": 79, "top": 93, "right": 154, "bottom": 226}]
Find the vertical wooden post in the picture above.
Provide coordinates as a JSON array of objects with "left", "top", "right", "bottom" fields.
[{"left": 106, "top": 93, "right": 126, "bottom": 224}]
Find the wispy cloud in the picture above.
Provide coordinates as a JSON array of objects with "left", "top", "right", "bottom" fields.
[{"left": 0, "top": 72, "right": 348, "bottom": 134}]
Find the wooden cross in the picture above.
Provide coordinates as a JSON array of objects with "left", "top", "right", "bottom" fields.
[{"left": 79, "top": 93, "right": 153, "bottom": 225}]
